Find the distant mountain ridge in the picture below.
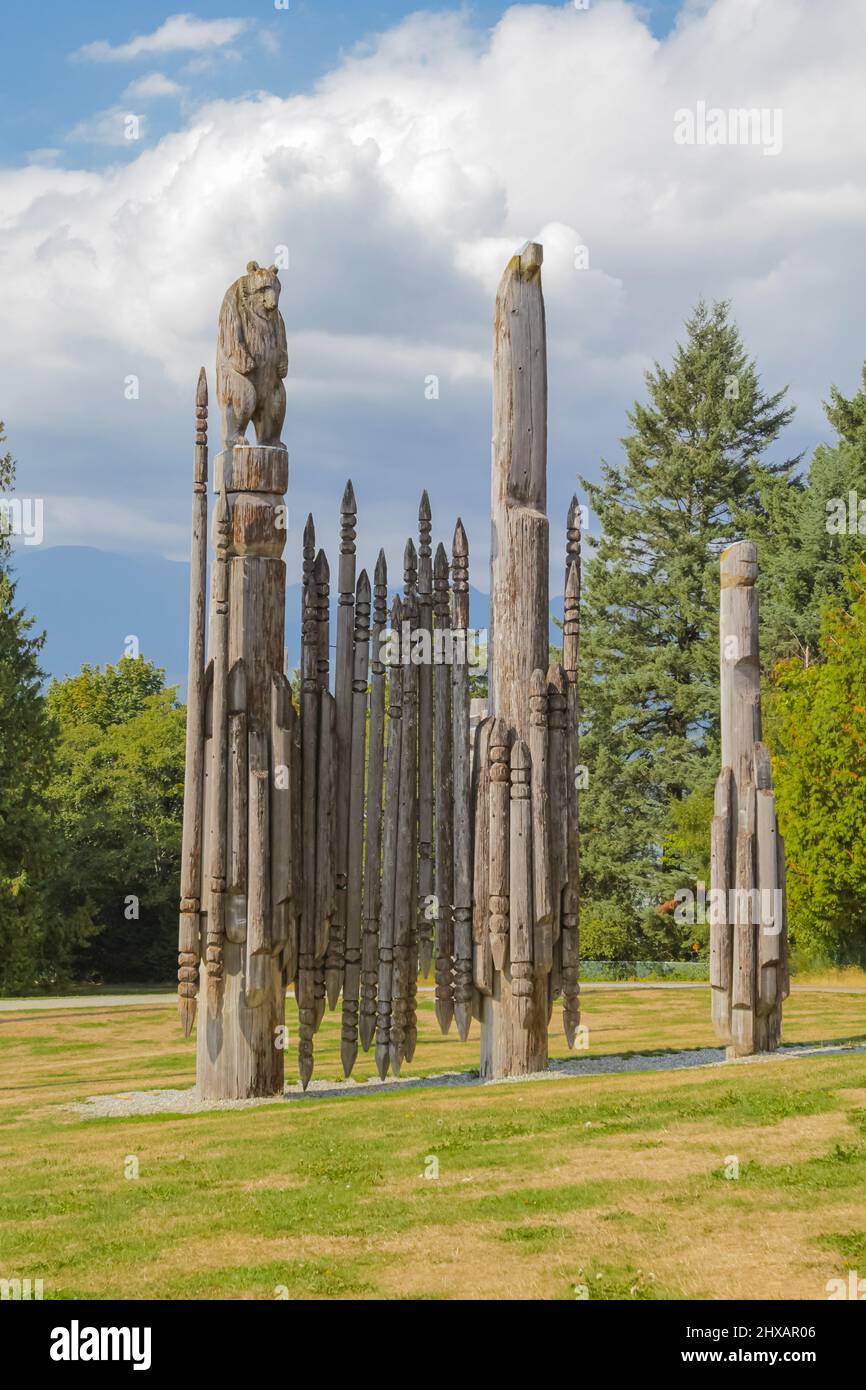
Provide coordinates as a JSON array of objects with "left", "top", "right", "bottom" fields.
[{"left": 12, "top": 546, "right": 564, "bottom": 693}]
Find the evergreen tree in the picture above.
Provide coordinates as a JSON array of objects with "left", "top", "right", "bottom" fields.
[
  {"left": 0, "top": 423, "right": 83, "bottom": 992},
  {"left": 766, "top": 563, "right": 866, "bottom": 966},
  {"left": 759, "top": 363, "right": 866, "bottom": 668},
  {"left": 578, "top": 301, "right": 796, "bottom": 951}
]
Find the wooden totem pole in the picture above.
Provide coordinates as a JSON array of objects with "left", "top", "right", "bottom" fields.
[
  {"left": 710, "top": 541, "right": 788, "bottom": 1056},
  {"left": 179, "top": 246, "right": 581, "bottom": 1097},
  {"left": 178, "top": 261, "right": 292, "bottom": 1099},
  {"left": 478, "top": 242, "right": 581, "bottom": 1078}
]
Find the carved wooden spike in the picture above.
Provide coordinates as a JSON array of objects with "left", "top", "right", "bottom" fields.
[
  {"left": 302, "top": 513, "right": 315, "bottom": 657},
  {"left": 178, "top": 368, "right": 209, "bottom": 1035},
  {"left": 471, "top": 716, "right": 494, "bottom": 996},
  {"left": 270, "top": 673, "right": 295, "bottom": 980},
  {"left": 315, "top": 688, "right": 336, "bottom": 982},
  {"left": 206, "top": 486, "right": 231, "bottom": 1002},
  {"left": 405, "top": 535, "right": 423, "bottom": 1062},
  {"left": 417, "top": 493, "right": 435, "bottom": 984},
  {"left": 528, "top": 669, "right": 552, "bottom": 973},
  {"left": 375, "top": 595, "right": 403, "bottom": 1080},
  {"left": 710, "top": 766, "right": 734, "bottom": 1045},
  {"left": 297, "top": 547, "right": 319, "bottom": 1088},
  {"left": 509, "top": 739, "right": 534, "bottom": 1028},
  {"left": 341, "top": 570, "right": 371, "bottom": 1076},
  {"left": 245, "top": 728, "right": 271, "bottom": 1009},
  {"left": 488, "top": 717, "right": 511, "bottom": 973},
  {"left": 546, "top": 665, "right": 568, "bottom": 945},
  {"left": 225, "top": 659, "right": 248, "bottom": 945},
  {"left": 561, "top": 554, "right": 581, "bottom": 1045},
  {"left": 328, "top": 480, "right": 357, "bottom": 1009},
  {"left": 731, "top": 781, "right": 756, "bottom": 1055},
  {"left": 315, "top": 548, "right": 330, "bottom": 694},
  {"left": 452, "top": 520, "right": 473, "bottom": 1042},
  {"left": 391, "top": 590, "right": 419, "bottom": 1075},
  {"left": 433, "top": 541, "right": 455, "bottom": 1032},
  {"left": 360, "top": 550, "right": 387, "bottom": 1051}
]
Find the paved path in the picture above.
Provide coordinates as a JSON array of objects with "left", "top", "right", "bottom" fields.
[{"left": 2, "top": 982, "right": 864, "bottom": 1013}]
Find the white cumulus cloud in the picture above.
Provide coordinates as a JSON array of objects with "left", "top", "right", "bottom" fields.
[
  {"left": 2, "top": 0, "right": 865, "bottom": 568},
  {"left": 75, "top": 13, "right": 249, "bottom": 63}
]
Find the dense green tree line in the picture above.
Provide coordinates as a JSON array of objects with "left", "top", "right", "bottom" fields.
[{"left": 2, "top": 311, "right": 866, "bottom": 992}]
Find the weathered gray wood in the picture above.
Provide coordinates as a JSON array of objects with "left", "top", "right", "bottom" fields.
[
  {"left": 561, "top": 549, "right": 580, "bottom": 1046},
  {"left": 481, "top": 243, "right": 550, "bottom": 1078},
  {"left": 312, "top": 550, "right": 331, "bottom": 965},
  {"left": 509, "top": 739, "right": 534, "bottom": 1028},
  {"left": 471, "top": 715, "right": 494, "bottom": 996},
  {"left": 731, "top": 780, "right": 756, "bottom": 1055},
  {"left": 402, "top": 542, "right": 421, "bottom": 1064},
  {"left": 225, "top": 660, "right": 248, "bottom": 945},
  {"left": 360, "top": 550, "right": 387, "bottom": 1052},
  {"left": 297, "top": 565, "right": 319, "bottom": 1089},
  {"left": 206, "top": 486, "right": 231, "bottom": 1001},
  {"left": 270, "top": 673, "right": 294, "bottom": 976},
  {"left": 754, "top": 742, "right": 779, "bottom": 1019},
  {"left": 391, "top": 587, "right": 418, "bottom": 1074},
  {"left": 375, "top": 595, "right": 403, "bottom": 1080},
  {"left": 178, "top": 368, "right": 209, "bottom": 1036},
  {"left": 528, "top": 669, "right": 552, "bottom": 973},
  {"left": 302, "top": 512, "right": 315, "bottom": 659},
  {"left": 487, "top": 717, "right": 511, "bottom": 973},
  {"left": 715, "top": 541, "right": 786, "bottom": 1056},
  {"left": 245, "top": 728, "right": 271, "bottom": 1008},
  {"left": 417, "top": 493, "right": 435, "bottom": 982},
  {"left": 710, "top": 766, "right": 733, "bottom": 1044},
  {"left": 546, "top": 665, "right": 568, "bottom": 942},
  {"left": 327, "top": 481, "right": 356, "bottom": 1009},
  {"left": 433, "top": 541, "right": 455, "bottom": 1033},
  {"left": 452, "top": 520, "right": 473, "bottom": 1042},
  {"left": 341, "top": 569, "right": 371, "bottom": 1076},
  {"left": 315, "top": 687, "right": 336, "bottom": 1031}
]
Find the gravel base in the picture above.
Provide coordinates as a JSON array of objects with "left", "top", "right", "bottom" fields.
[{"left": 67, "top": 1041, "right": 866, "bottom": 1120}]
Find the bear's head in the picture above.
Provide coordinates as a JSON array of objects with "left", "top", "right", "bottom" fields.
[{"left": 239, "top": 261, "right": 281, "bottom": 321}]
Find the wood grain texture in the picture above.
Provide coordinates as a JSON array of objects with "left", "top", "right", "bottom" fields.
[
  {"left": 433, "top": 542, "right": 455, "bottom": 1032},
  {"left": 375, "top": 595, "right": 403, "bottom": 1080},
  {"left": 327, "top": 481, "right": 356, "bottom": 1009},
  {"left": 481, "top": 245, "right": 551, "bottom": 1079},
  {"left": 509, "top": 739, "right": 534, "bottom": 1028},
  {"left": 341, "top": 569, "right": 371, "bottom": 1076},
  {"left": 716, "top": 542, "right": 786, "bottom": 1056},
  {"left": 178, "top": 369, "right": 209, "bottom": 1035},
  {"left": 360, "top": 550, "right": 387, "bottom": 1052},
  {"left": 452, "top": 521, "right": 474, "bottom": 1042},
  {"left": 417, "top": 493, "right": 435, "bottom": 983}
]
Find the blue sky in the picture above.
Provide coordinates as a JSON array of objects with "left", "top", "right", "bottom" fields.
[
  {"left": 2, "top": 3, "right": 686, "bottom": 166},
  {"left": 2, "top": 0, "right": 865, "bottom": 628}
]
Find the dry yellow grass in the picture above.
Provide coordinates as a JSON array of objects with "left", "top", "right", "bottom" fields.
[{"left": 0, "top": 986, "right": 864, "bottom": 1300}]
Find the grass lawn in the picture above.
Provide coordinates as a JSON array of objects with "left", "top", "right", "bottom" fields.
[{"left": 0, "top": 987, "right": 864, "bottom": 1300}]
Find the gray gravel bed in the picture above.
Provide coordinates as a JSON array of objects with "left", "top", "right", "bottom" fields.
[{"left": 66, "top": 1040, "right": 866, "bottom": 1120}]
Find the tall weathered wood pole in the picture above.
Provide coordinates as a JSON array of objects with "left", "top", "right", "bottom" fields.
[
  {"left": 186, "top": 262, "right": 291, "bottom": 1100},
  {"left": 177, "top": 368, "right": 210, "bottom": 1037},
  {"left": 481, "top": 242, "right": 551, "bottom": 1078},
  {"left": 711, "top": 541, "right": 788, "bottom": 1056}
]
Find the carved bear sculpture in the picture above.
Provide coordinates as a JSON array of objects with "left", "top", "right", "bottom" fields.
[{"left": 216, "top": 261, "right": 288, "bottom": 450}]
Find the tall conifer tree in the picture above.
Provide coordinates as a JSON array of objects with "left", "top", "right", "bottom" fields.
[{"left": 578, "top": 301, "right": 796, "bottom": 949}]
